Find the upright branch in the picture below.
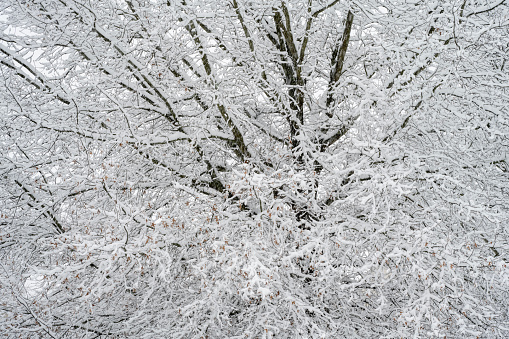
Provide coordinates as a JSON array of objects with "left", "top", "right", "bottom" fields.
[
  {"left": 184, "top": 17, "right": 251, "bottom": 163},
  {"left": 326, "top": 10, "right": 354, "bottom": 117}
]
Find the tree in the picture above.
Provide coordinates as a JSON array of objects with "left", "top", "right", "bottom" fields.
[{"left": 1, "top": 0, "right": 508, "bottom": 337}]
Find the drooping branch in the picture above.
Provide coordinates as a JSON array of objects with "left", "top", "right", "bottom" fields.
[
  {"left": 0, "top": 45, "right": 71, "bottom": 105},
  {"left": 14, "top": 180, "right": 65, "bottom": 234}
]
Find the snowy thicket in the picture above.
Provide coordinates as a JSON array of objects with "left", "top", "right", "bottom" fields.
[{"left": 1, "top": 0, "right": 508, "bottom": 337}]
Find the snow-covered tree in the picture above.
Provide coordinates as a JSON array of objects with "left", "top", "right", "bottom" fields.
[{"left": 1, "top": 0, "right": 508, "bottom": 337}]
